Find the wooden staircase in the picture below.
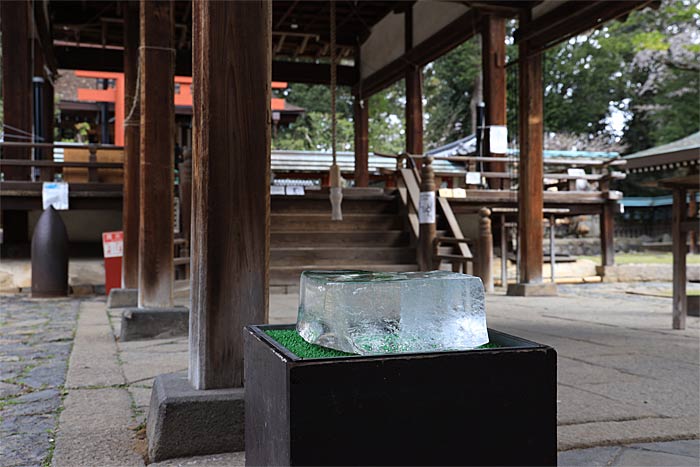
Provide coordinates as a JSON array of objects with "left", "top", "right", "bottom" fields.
[{"left": 271, "top": 189, "right": 418, "bottom": 289}]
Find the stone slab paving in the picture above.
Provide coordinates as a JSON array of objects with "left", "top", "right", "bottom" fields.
[
  {"left": 0, "top": 295, "right": 79, "bottom": 467},
  {"left": 11, "top": 281, "right": 699, "bottom": 466},
  {"left": 52, "top": 299, "right": 145, "bottom": 467}
]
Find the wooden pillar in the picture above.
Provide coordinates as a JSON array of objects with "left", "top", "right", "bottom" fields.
[
  {"left": 0, "top": 0, "right": 32, "bottom": 180},
  {"left": 122, "top": 1, "right": 140, "bottom": 289},
  {"left": 190, "top": 0, "right": 271, "bottom": 390},
  {"left": 600, "top": 201, "right": 615, "bottom": 267},
  {"left": 405, "top": 7, "right": 423, "bottom": 158},
  {"left": 672, "top": 188, "right": 687, "bottom": 330},
  {"left": 353, "top": 96, "right": 369, "bottom": 187},
  {"left": 482, "top": 15, "right": 507, "bottom": 189},
  {"left": 517, "top": 15, "right": 544, "bottom": 284},
  {"left": 138, "top": 0, "right": 175, "bottom": 308},
  {"left": 418, "top": 157, "right": 436, "bottom": 271},
  {"left": 477, "top": 208, "right": 494, "bottom": 292}
]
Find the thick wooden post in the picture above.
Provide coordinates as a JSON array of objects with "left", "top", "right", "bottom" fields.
[
  {"left": 405, "top": 8, "right": 423, "bottom": 159},
  {"left": 482, "top": 15, "right": 507, "bottom": 189},
  {"left": 353, "top": 96, "right": 369, "bottom": 187},
  {"left": 0, "top": 0, "right": 32, "bottom": 180},
  {"left": 600, "top": 201, "right": 615, "bottom": 267},
  {"left": 418, "top": 157, "right": 436, "bottom": 271},
  {"left": 122, "top": 1, "right": 141, "bottom": 289},
  {"left": 478, "top": 208, "right": 494, "bottom": 292},
  {"left": 190, "top": 1, "right": 271, "bottom": 390},
  {"left": 138, "top": 0, "right": 175, "bottom": 308},
  {"left": 672, "top": 188, "right": 687, "bottom": 330},
  {"left": 516, "top": 17, "right": 544, "bottom": 285}
]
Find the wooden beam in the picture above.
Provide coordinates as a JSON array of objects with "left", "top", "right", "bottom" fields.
[
  {"left": 517, "top": 11, "right": 544, "bottom": 284},
  {"left": 353, "top": 96, "right": 369, "bottom": 187},
  {"left": 672, "top": 188, "right": 687, "bottom": 330},
  {"left": 190, "top": 0, "right": 271, "bottom": 390},
  {"left": 54, "top": 45, "right": 356, "bottom": 85},
  {"left": 1, "top": 0, "right": 32, "bottom": 180},
  {"left": 122, "top": 1, "right": 140, "bottom": 289},
  {"left": 138, "top": 0, "right": 175, "bottom": 308},
  {"left": 482, "top": 15, "right": 507, "bottom": 188}
]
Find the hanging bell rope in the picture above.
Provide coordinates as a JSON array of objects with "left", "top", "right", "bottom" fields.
[{"left": 329, "top": 0, "right": 343, "bottom": 221}]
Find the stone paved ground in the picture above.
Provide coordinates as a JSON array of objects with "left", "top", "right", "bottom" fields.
[{"left": 0, "top": 295, "right": 80, "bottom": 467}]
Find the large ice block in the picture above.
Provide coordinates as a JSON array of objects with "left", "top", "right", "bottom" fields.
[{"left": 296, "top": 270, "right": 489, "bottom": 355}]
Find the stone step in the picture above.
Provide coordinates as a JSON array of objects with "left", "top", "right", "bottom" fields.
[{"left": 271, "top": 246, "right": 416, "bottom": 266}]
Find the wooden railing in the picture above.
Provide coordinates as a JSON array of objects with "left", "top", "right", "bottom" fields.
[{"left": 0, "top": 142, "right": 124, "bottom": 183}]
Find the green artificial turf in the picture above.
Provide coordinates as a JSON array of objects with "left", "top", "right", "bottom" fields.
[{"left": 265, "top": 329, "right": 501, "bottom": 359}]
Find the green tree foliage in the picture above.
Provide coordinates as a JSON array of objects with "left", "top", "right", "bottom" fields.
[
  {"left": 422, "top": 38, "right": 481, "bottom": 149},
  {"left": 273, "top": 0, "right": 699, "bottom": 156}
]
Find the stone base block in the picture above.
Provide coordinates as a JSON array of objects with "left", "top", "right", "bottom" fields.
[
  {"left": 507, "top": 282, "right": 558, "bottom": 297},
  {"left": 107, "top": 288, "right": 138, "bottom": 308},
  {"left": 120, "top": 306, "right": 188, "bottom": 341},
  {"left": 147, "top": 372, "right": 245, "bottom": 463}
]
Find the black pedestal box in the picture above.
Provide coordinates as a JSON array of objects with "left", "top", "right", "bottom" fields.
[{"left": 244, "top": 324, "right": 556, "bottom": 466}]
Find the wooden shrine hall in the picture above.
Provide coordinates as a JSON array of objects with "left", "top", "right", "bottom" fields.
[{"left": 0, "top": 0, "right": 661, "bottom": 460}]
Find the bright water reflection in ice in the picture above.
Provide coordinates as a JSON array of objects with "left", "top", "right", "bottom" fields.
[{"left": 296, "top": 270, "right": 489, "bottom": 355}]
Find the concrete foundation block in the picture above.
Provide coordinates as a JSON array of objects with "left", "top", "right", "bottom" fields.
[
  {"left": 507, "top": 282, "right": 558, "bottom": 297},
  {"left": 147, "top": 372, "right": 245, "bottom": 463},
  {"left": 107, "top": 288, "right": 138, "bottom": 308},
  {"left": 120, "top": 306, "right": 189, "bottom": 341}
]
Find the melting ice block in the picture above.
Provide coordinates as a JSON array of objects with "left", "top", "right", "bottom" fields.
[{"left": 296, "top": 270, "right": 489, "bottom": 355}]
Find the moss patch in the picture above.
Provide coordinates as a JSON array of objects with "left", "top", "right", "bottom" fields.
[
  {"left": 265, "top": 329, "right": 354, "bottom": 358},
  {"left": 265, "top": 329, "right": 500, "bottom": 359}
]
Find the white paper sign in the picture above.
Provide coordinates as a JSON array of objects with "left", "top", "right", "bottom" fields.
[
  {"left": 466, "top": 172, "right": 482, "bottom": 185},
  {"left": 102, "top": 231, "right": 123, "bottom": 258},
  {"left": 42, "top": 182, "right": 69, "bottom": 210},
  {"left": 285, "top": 186, "right": 305, "bottom": 196},
  {"left": 418, "top": 191, "right": 435, "bottom": 224},
  {"left": 270, "top": 185, "right": 286, "bottom": 195},
  {"left": 489, "top": 125, "right": 508, "bottom": 154}
]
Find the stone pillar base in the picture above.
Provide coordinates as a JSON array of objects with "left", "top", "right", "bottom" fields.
[
  {"left": 107, "top": 288, "right": 138, "bottom": 308},
  {"left": 120, "top": 306, "right": 188, "bottom": 341},
  {"left": 506, "top": 282, "right": 558, "bottom": 297},
  {"left": 147, "top": 372, "right": 245, "bottom": 462}
]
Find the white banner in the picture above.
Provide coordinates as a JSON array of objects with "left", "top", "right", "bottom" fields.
[
  {"left": 418, "top": 191, "right": 436, "bottom": 224},
  {"left": 466, "top": 171, "right": 482, "bottom": 185},
  {"left": 42, "top": 182, "right": 69, "bottom": 210}
]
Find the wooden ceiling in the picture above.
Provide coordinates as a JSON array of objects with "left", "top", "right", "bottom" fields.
[{"left": 49, "top": 1, "right": 414, "bottom": 61}]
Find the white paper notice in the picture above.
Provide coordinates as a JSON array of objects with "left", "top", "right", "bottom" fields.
[
  {"left": 102, "top": 231, "right": 124, "bottom": 258},
  {"left": 270, "top": 185, "right": 286, "bottom": 195},
  {"left": 489, "top": 125, "right": 508, "bottom": 154},
  {"left": 42, "top": 182, "right": 69, "bottom": 210},
  {"left": 466, "top": 172, "right": 482, "bottom": 185},
  {"left": 285, "top": 186, "right": 305, "bottom": 196},
  {"left": 419, "top": 191, "right": 436, "bottom": 224}
]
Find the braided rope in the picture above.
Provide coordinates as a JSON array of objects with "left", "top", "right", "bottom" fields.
[{"left": 330, "top": 0, "right": 337, "bottom": 165}]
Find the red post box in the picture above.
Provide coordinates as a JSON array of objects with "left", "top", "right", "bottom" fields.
[{"left": 102, "top": 231, "right": 123, "bottom": 295}]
